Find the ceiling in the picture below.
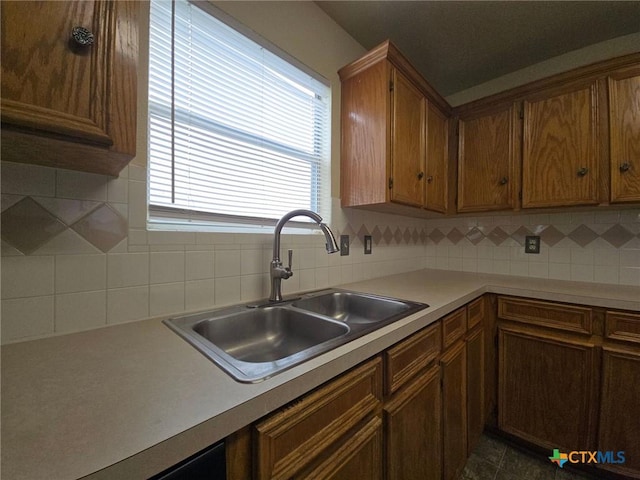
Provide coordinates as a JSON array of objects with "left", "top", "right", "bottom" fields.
[{"left": 316, "top": 1, "right": 640, "bottom": 97}]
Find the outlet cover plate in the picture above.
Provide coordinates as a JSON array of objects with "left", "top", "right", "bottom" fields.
[
  {"left": 340, "top": 235, "right": 349, "bottom": 256},
  {"left": 364, "top": 235, "right": 372, "bottom": 254},
  {"left": 525, "top": 235, "right": 541, "bottom": 254}
]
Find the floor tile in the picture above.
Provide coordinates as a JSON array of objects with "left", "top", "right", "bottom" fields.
[
  {"left": 471, "top": 434, "right": 507, "bottom": 467},
  {"left": 460, "top": 453, "right": 499, "bottom": 480},
  {"left": 495, "top": 470, "right": 531, "bottom": 480},
  {"left": 499, "top": 446, "right": 557, "bottom": 480},
  {"left": 461, "top": 435, "right": 595, "bottom": 480},
  {"left": 555, "top": 467, "right": 598, "bottom": 479}
]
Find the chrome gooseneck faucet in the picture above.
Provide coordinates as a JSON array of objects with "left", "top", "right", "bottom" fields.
[{"left": 269, "top": 209, "right": 339, "bottom": 302}]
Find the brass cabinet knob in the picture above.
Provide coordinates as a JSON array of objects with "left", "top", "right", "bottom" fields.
[
  {"left": 499, "top": 177, "right": 508, "bottom": 185},
  {"left": 417, "top": 172, "right": 424, "bottom": 180},
  {"left": 620, "top": 162, "right": 631, "bottom": 173},
  {"left": 427, "top": 175, "right": 433, "bottom": 183},
  {"left": 577, "top": 167, "right": 589, "bottom": 177},
  {"left": 71, "top": 26, "right": 95, "bottom": 47}
]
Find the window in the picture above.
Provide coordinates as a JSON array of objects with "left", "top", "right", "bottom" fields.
[{"left": 148, "top": 0, "right": 331, "bottom": 229}]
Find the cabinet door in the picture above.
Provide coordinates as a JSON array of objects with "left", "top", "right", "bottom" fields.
[
  {"left": 598, "top": 345, "right": 640, "bottom": 478},
  {"left": 0, "top": 0, "right": 137, "bottom": 175},
  {"left": 254, "top": 357, "right": 382, "bottom": 479},
  {"left": 466, "top": 325, "right": 485, "bottom": 455},
  {"left": 609, "top": 69, "right": 640, "bottom": 203},
  {"left": 340, "top": 61, "right": 390, "bottom": 207},
  {"left": 391, "top": 69, "right": 425, "bottom": 207},
  {"left": 522, "top": 82, "right": 599, "bottom": 208},
  {"left": 441, "top": 340, "right": 467, "bottom": 480},
  {"left": 384, "top": 364, "right": 441, "bottom": 480},
  {"left": 300, "top": 416, "right": 383, "bottom": 480},
  {"left": 498, "top": 325, "right": 598, "bottom": 451},
  {"left": 425, "top": 102, "right": 448, "bottom": 213},
  {"left": 458, "top": 105, "right": 518, "bottom": 212}
]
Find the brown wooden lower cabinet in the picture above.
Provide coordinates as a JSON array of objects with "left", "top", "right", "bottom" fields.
[
  {"left": 254, "top": 357, "right": 383, "bottom": 479},
  {"left": 498, "top": 324, "right": 599, "bottom": 450},
  {"left": 441, "top": 339, "right": 467, "bottom": 480},
  {"left": 598, "top": 344, "right": 640, "bottom": 478},
  {"left": 384, "top": 363, "right": 441, "bottom": 480},
  {"left": 299, "top": 416, "right": 383, "bottom": 480},
  {"left": 496, "top": 297, "right": 640, "bottom": 479},
  {"left": 466, "top": 320, "right": 485, "bottom": 454},
  {"left": 224, "top": 295, "right": 488, "bottom": 480}
]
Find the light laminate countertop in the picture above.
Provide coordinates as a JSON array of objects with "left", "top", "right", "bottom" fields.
[{"left": 2, "top": 270, "right": 639, "bottom": 480}]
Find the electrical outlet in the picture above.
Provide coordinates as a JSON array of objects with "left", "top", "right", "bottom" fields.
[
  {"left": 340, "top": 235, "right": 350, "bottom": 256},
  {"left": 364, "top": 235, "right": 372, "bottom": 254},
  {"left": 525, "top": 235, "right": 541, "bottom": 254}
]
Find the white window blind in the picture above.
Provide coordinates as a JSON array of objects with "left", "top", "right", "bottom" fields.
[{"left": 148, "top": 0, "right": 331, "bottom": 228}]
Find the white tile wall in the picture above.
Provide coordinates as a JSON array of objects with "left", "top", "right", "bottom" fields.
[
  {"left": 1, "top": 160, "right": 639, "bottom": 344},
  {"left": 106, "top": 286, "right": 150, "bottom": 325},
  {"left": 55, "top": 254, "right": 106, "bottom": 294},
  {"left": 2, "top": 255, "right": 54, "bottom": 298},
  {"left": 150, "top": 251, "right": 185, "bottom": 284},
  {"left": 185, "top": 251, "right": 215, "bottom": 281},
  {"left": 2, "top": 296, "right": 55, "bottom": 339},
  {"left": 185, "top": 279, "right": 215, "bottom": 311},
  {"left": 55, "top": 291, "right": 107, "bottom": 333},
  {"left": 150, "top": 282, "right": 185, "bottom": 316},
  {"left": 107, "top": 252, "right": 149, "bottom": 288}
]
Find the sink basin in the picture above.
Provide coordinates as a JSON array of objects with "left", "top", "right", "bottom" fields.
[
  {"left": 193, "top": 307, "right": 348, "bottom": 363},
  {"left": 292, "top": 291, "right": 412, "bottom": 324},
  {"left": 164, "top": 289, "right": 428, "bottom": 383}
]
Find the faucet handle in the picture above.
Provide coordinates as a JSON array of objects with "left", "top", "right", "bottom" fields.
[{"left": 287, "top": 249, "right": 293, "bottom": 272}]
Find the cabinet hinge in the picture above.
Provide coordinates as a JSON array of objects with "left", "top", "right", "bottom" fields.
[
  {"left": 456, "top": 122, "right": 459, "bottom": 136},
  {"left": 518, "top": 190, "right": 522, "bottom": 200},
  {"left": 519, "top": 109, "right": 524, "bottom": 120},
  {"left": 389, "top": 80, "right": 394, "bottom": 92},
  {"left": 389, "top": 177, "right": 393, "bottom": 189}
]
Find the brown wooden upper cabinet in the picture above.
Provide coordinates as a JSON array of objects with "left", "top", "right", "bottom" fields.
[
  {"left": 455, "top": 53, "right": 640, "bottom": 213},
  {"left": 339, "top": 41, "right": 451, "bottom": 216},
  {"left": 391, "top": 68, "right": 426, "bottom": 207},
  {"left": 457, "top": 104, "right": 519, "bottom": 212},
  {"left": 608, "top": 66, "right": 640, "bottom": 203},
  {"left": 425, "top": 102, "right": 449, "bottom": 213},
  {"left": 522, "top": 82, "right": 599, "bottom": 208},
  {"left": 0, "top": 0, "right": 138, "bottom": 176}
]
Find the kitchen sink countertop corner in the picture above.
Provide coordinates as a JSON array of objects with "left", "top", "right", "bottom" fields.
[{"left": 1, "top": 269, "right": 639, "bottom": 480}]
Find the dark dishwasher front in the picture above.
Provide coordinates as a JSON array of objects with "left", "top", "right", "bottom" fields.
[{"left": 150, "top": 441, "right": 226, "bottom": 480}]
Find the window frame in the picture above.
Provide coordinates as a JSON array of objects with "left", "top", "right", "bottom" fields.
[{"left": 146, "top": 0, "right": 332, "bottom": 233}]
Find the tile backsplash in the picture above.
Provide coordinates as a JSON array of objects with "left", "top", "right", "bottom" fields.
[{"left": 1, "top": 160, "right": 639, "bottom": 344}]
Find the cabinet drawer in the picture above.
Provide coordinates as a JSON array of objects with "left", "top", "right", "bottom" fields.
[
  {"left": 442, "top": 307, "right": 467, "bottom": 350},
  {"left": 467, "top": 296, "right": 485, "bottom": 331},
  {"left": 254, "top": 356, "right": 382, "bottom": 480},
  {"left": 299, "top": 416, "right": 383, "bottom": 479},
  {"left": 606, "top": 310, "right": 640, "bottom": 344},
  {"left": 498, "top": 296, "right": 592, "bottom": 334},
  {"left": 385, "top": 322, "right": 441, "bottom": 395}
]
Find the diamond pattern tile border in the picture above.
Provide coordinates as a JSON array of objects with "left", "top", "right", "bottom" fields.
[
  {"left": 3, "top": 194, "right": 638, "bottom": 256},
  {"left": 0, "top": 197, "right": 66, "bottom": 254},
  {"left": 601, "top": 224, "right": 634, "bottom": 248}
]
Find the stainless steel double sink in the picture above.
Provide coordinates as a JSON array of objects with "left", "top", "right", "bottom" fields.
[{"left": 164, "top": 289, "right": 428, "bottom": 382}]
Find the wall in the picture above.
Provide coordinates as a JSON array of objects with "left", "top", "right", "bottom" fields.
[
  {"left": 446, "top": 31, "right": 640, "bottom": 106},
  {"left": 1, "top": 2, "right": 639, "bottom": 345},
  {"left": 0, "top": 1, "right": 427, "bottom": 344},
  {"left": 423, "top": 210, "right": 640, "bottom": 284}
]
